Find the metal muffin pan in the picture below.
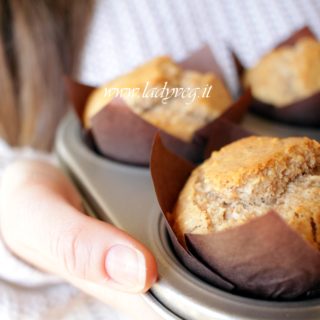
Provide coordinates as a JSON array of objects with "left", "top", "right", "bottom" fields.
[{"left": 55, "top": 112, "right": 320, "bottom": 320}]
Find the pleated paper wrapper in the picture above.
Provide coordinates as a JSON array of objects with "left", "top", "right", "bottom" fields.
[
  {"left": 66, "top": 45, "right": 251, "bottom": 166},
  {"left": 150, "top": 127, "right": 320, "bottom": 300}
]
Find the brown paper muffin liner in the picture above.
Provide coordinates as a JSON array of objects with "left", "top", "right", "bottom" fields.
[
  {"left": 150, "top": 131, "right": 320, "bottom": 300},
  {"left": 233, "top": 26, "right": 320, "bottom": 127},
  {"left": 66, "top": 45, "right": 251, "bottom": 166}
]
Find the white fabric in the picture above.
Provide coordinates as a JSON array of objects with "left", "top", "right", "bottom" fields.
[
  {"left": 1, "top": 0, "right": 320, "bottom": 319},
  {"left": 79, "top": 0, "right": 320, "bottom": 95}
]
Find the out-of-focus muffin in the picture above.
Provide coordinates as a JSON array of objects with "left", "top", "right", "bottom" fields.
[
  {"left": 172, "top": 136, "right": 320, "bottom": 250},
  {"left": 244, "top": 38, "right": 320, "bottom": 106},
  {"left": 84, "top": 56, "right": 232, "bottom": 141}
]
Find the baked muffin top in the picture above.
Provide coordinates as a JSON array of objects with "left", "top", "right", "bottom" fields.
[
  {"left": 172, "top": 136, "right": 320, "bottom": 249},
  {"left": 244, "top": 37, "right": 320, "bottom": 106},
  {"left": 84, "top": 56, "right": 232, "bottom": 141}
]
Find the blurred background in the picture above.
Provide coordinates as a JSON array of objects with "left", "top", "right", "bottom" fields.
[{"left": 1, "top": 0, "right": 319, "bottom": 152}]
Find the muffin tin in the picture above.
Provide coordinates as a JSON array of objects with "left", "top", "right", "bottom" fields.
[{"left": 55, "top": 112, "right": 320, "bottom": 320}]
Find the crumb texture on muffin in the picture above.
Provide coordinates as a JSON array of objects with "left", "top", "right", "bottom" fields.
[
  {"left": 173, "top": 136, "right": 320, "bottom": 249},
  {"left": 244, "top": 37, "right": 320, "bottom": 107},
  {"left": 84, "top": 56, "right": 232, "bottom": 141}
]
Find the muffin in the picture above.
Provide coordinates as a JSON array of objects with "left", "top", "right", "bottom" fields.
[
  {"left": 243, "top": 37, "right": 320, "bottom": 107},
  {"left": 172, "top": 136, "right": 320, "bottom": 250},
  {"left": 84, "top": 56, "right": 232, "bottom": 141}
]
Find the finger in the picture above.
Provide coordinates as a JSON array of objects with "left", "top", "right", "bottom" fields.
[{"left": 0, "top": 160, "right": 157, "bottom": 293}]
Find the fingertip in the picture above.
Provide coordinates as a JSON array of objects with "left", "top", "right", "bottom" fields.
[
  {"left": 141, "top": 248, "right": 158, "bottom": 293},
  {"left": 104, "top": 240, "right": 158, "bottom": 293}
]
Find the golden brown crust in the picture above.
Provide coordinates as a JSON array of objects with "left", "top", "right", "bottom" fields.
[
  {"left": 83, "top": 56, "right": 180, "bottom": 127},
  {"left": 244, "top": 37, "right": 320, "bottom": 107},
  {"left": 84, "top": 55, "right": 232, "bottom": 141},
  {"left": 172, "top": 136, "right": 320, "bottom": 249}
]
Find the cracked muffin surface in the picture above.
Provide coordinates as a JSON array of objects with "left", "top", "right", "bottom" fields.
[
  {"left": 172, "top": 136, "right": 320, "bottom": 249},
  {"left": 244, "top": 37, "right": 320, "bottom": 107},
  {"left": 84, "top": 55, "right": 232, "bottom": 141}
]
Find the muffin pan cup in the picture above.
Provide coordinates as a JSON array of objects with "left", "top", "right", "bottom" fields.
[
  {"left": 150, "top": 132, "right": 320, "bottom": 300},
  {"left": 56, "top": 113, "right": 320, "bottom": 319},
  {"left": 66, "top": 45, "right": 251, "bottom": 166},
  {"left": 233, "top": 26, "right": 320, "bottom": 126}
]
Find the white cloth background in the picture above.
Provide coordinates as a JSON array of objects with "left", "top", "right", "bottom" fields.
[
  {"left": 1, "top": 0, "right": 320, "bottom": 319},
  {"left": 79, "top": 0, "right": 320, "bottom": 95}
]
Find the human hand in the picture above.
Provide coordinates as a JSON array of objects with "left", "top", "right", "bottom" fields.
[{"left": 0, "top": 160, "right": 162, "bottom": 320}]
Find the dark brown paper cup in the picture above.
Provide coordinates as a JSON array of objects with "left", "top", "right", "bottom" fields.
[
  {"left": 66, "top": 45, "right": 251, "bottom": 166},
  {"left": 150, "top": 133, "right": 320, "bottom": 300},
  {"left": 234, "top": 26, "right": 320, "bottom": 127}
]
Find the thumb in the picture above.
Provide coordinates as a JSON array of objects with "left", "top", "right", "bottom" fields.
[{"left": 0, "top": 160, "right": 157, "bottom": 293}]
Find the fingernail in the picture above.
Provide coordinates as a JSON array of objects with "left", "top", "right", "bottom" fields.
[{"left": 105, "top": 245, "right": 146, "bottom": 290}]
